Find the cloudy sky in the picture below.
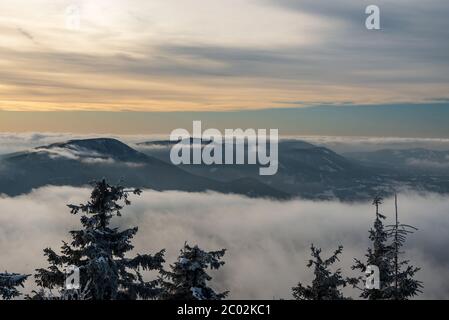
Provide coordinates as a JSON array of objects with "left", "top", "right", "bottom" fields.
[{"left": 0, "top": 0, "right": 448, "bottom": 114}]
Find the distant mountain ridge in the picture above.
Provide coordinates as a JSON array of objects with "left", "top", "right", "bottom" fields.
[
  {"left": 39, "top": 138, "right": 149, "bottom": 162},
  {"left": 1, "top": 138, "right": 448, "bottom": 200},
  {"left": 0, "top": 138, "right": 287, "bottom": 198},
  {"left": 138, "top": 138, "right": 213, "bottom": 147},
  {"left": 344, "top": 148, "right": 449, "bottom": 174},
  {"left": 135, "top": 138, "right": 449, "bottom": 200}
]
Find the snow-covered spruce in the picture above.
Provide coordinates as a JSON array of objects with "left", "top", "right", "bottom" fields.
[
  {"left": 28, "top": 280, "right": 92, "bottom": 300},
  {"left": 0, "top": 272, "right": 29, "bottom": 300},
  {"left": 352, "top": 196, "right": 422, "bottom": 299},
  {"left": 352, "top": 196, "right": 395, "bottom": 299},
  {"left": 34, "top": 179, "right": 165, "bottom": 300},
  {"left": 386, "top": 195, "right": 423, "bottom": 299},
  {"left": 292, "top": 245, "right": 354, "bottom": 300},
  {"left": 159, "top": 243, "right": 228, "bottom": 300}
]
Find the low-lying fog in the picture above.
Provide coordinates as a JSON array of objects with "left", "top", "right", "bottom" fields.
[{"left": 1, "top": 187, "right": 448, "bottom": 299}]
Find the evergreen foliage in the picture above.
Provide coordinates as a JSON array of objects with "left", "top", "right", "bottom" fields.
[
  {"left": 352, "top": 196, "right": 422, "bottom": 299},
  {"left": 34, "top": 179, "right": 165, "bottom": 300},
  {"left": 160, "top": 243, "right": 228, "bottom": 300},
  {"left": 386, "top": 194, "right": 423, "bottom": 299},
  {"left": 0, "top": 272, "right": 29, "bottom": 300},
  {"left": 292, "top": 245, "right": 354, "bottom": 300}
]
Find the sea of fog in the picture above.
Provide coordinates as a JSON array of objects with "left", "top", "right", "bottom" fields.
[{"left": 1, "top": 187, "right": 448, "bottom": 299}]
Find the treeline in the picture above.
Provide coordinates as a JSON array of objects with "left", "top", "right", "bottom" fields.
[
  {"left": 0, "top": 180, "right": 422, "bottom": 300},
  {"left": 292, "top": 196, "right": 422, "bottom": 300}
]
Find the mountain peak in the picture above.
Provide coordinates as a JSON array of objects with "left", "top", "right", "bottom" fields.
[{"left": 37, "top": 138, "right": 148, "bottom": 162}]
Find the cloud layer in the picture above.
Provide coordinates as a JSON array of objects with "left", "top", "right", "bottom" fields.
[
  {"left": 1, "top": 186, "right": 449, "bottom": 299},
  {"left": 0, "top": 1, "right": 448, "bottom": 111},
  {"left": 2, "top": 132, "right": 449, "bottom": 159},
  {"left": 292, "top": 135, "right": 449, "bottom": 153},
  {"left": 0, "top": 132, "right": 162, "bottom": 155}
]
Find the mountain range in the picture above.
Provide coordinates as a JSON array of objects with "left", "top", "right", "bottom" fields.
[
  {"left": 344, "top": 149, "right": 449, "bottom": 174},
  {"left": 0, "top": 138, "right": 287, "bottom": 198},
  {"left": 0, "top": 138, "right": 448, "bottom": 201}
]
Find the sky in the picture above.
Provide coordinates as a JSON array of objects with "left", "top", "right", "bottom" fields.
[
  {"left": 0, "top": 1, "right": 448, "bottom": 134},
  {"left": 1, "top": 103, "right": 449, "bottom": 137},
  {"left": 2, "top": 1, "right": 449, "bottom": 300}
]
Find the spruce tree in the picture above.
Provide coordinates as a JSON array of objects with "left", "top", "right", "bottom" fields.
[
  {"left": 385, "top": 194, "right": 422, "bottom": 299},
  {"left": 160, "top": 243, "right": 228, "bottom": 300},
  {"left": 28, "top": 281, "right": 92, "bottom": 300},
  {"left": 34, "top": 179, "right": 165, "bottom": 300},
  {"left": 352, "top": 196, "right": 395, "bottom": 299},
  {"left": 0, "top": 272, "right": 29, "bottom": 300},
  {"left": 292, "top": 245, "right": 353, "bottom": 300}
]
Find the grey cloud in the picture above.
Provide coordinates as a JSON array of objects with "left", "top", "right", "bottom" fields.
[
  {"left": 263, "top": 0, "right": 367, "bottom": 25},
  {"left": 3, "top": 15, "right": 449, "bottom": 91},
  {"left": 1, "top": 187, "right": 449, "bottom": 299},
  {"left": 1, "top": 27, "right": 448, "bottom": 103},
  {"left": 1, "top": 1, "right": 448, "bottom": 109},
  {"left": 265, "top": 0, "right": 449, "bottom": 33}
]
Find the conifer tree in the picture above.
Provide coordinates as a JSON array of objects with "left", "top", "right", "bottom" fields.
[
  {"left": 352, "top": 196, "right": 395, "bottom": 299},
  {"left": 34, "top": 179, "right": 165, "bottom": 300},
  {"left": 385, "top": 194, "right": 422, "bottom": 299},
  {"left": 28, "top": 280, "right": 92, "bottom": 300},
  {"left": 292, "top": 245, "right": 353, "bottom": 300},
  {"left": 160, "top": 243, "right": 228, "bottom": 300},
  {"left": 0, "top": 272, "right": 29, "bottom": 300}
]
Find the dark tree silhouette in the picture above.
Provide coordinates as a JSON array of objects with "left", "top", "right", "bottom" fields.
[
  {"left": 0, "top": 272, "right": 29, "bottom": 300},
  {"left": 352, "top": 195, "right": 422, "bottom": 299},
  {"left": 385, "top": 194, "right": 422, "bottom": 299},
  {"left": 352, "top": 196, "right": 395, "bottom": 299},
  {"left": 34, "top": 179, "right": 165, "bottom": 300},
  {"left": 160, "top": 243, "right": 228, "bottom": 300},
  {"left": 292, "top": 245, "right": 354, "bottom": 300}
]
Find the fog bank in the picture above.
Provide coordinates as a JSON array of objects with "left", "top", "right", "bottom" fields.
[{"left": 1, "top": 187, "right": 448, "bottom": 299}]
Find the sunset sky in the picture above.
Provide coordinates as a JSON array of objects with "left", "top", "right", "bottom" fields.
[{"left": 0, "top": 1, "right": 448, "bottom": 134}]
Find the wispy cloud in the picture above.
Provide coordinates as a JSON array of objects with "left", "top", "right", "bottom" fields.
[
  {"left": 0, "top": 132, "right": 163, "bottom": 155},
  {"left": 0, "top": 1, "right": 448, "bottom": 111},
  {"left": 16, "top": 27, "right": 36, "bottom": 43},
  {"left": 290, "top": 136, "right": 449, "bottom": 153}
]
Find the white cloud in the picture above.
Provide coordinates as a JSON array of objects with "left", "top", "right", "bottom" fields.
[
  {"left": 1, "top": 1, "right": 448, "bottom": 110},
  {"left": 32, "top": 145, "right": 119, "bottom": 165},
  {"left": 406, "top": 158, "right": 449, "bottom": 169},
  {"left": 290, "top": 135, "right": 449, "bottom": 153},
  {"left": 3, "top": 132, "right": 449, "bottom": 157},
  {"left": 0, "top": 132, "right": 165, "bottom": 155},
  {"left": 1, "top": 187, "right": 449, "bottom": 299},
  {"left": 0, "top": 0, "right": 327, "bottom": 49}
]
